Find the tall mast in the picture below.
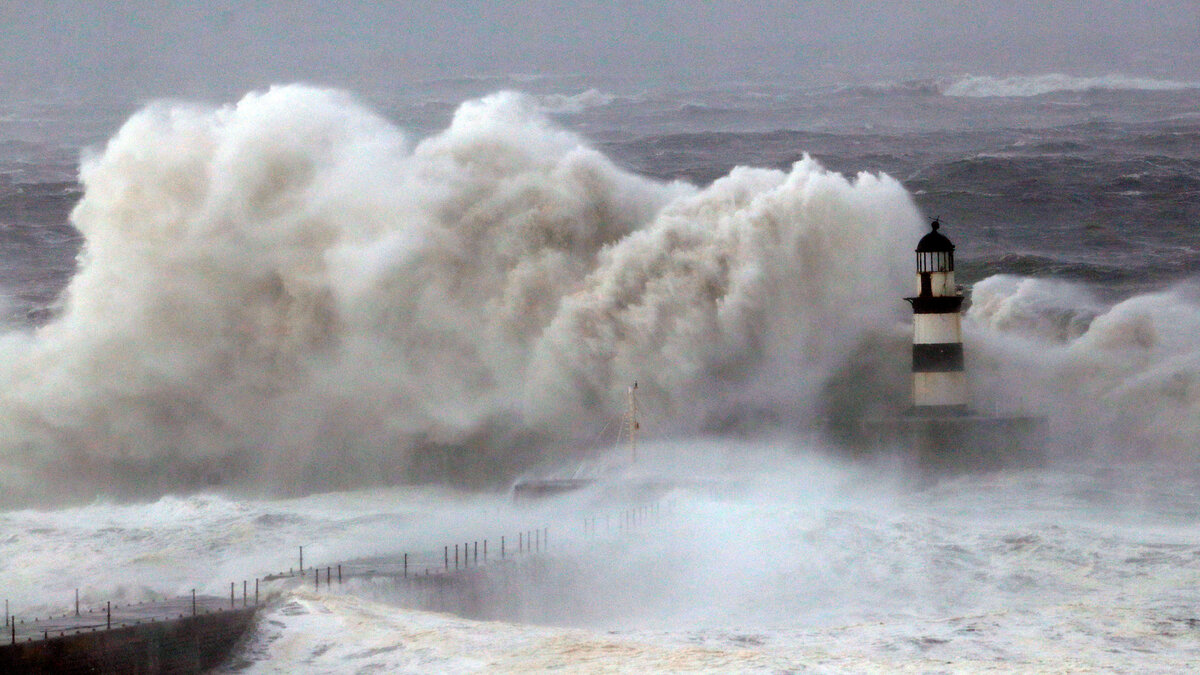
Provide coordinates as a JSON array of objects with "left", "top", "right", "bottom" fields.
[{"left": 625, "top": 382, "right": 639, "bottom": 463}]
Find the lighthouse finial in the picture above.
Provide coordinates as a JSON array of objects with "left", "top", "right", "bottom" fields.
[{"left": 931, "top": 217, "right": 940, "bottom": 231}]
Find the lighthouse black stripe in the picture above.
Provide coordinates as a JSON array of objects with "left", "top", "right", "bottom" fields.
[
  {"left": 906, "top": 296, "right": 964, "bottom": 314},
  {"left": 912, "top": 343, "right": 964, "bottom": 372}
]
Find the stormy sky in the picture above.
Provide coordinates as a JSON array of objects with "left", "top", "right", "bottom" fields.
[{"left": 1, "top": 1, "right": 1198, "bottom": 100}]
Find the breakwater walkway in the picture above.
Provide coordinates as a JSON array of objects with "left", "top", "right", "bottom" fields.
[{"left": 2, "top": 502, "right": 662, "bottom": 672}]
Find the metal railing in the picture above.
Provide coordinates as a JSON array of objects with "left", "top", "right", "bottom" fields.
[{"left": 4, "top": 500, "right": 667, "bottom": 646}]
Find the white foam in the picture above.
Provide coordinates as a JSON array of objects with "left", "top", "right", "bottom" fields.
[
  {"left": 0, "top": 85, "right": 922, "bottom": 493},
  {"left": 536, "top": 89, "right": 615, "bottom": 113},
  {"left": 944, "top": 73, "right": 1200, "bottom": 97},
  {"left": 967, "top": 276, "right": 1200, "bottom": 459}
]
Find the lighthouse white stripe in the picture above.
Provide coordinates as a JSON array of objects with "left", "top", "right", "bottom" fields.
[
  {"left": 915, "top": 271, "right": 957, "bottom": 297},
  {"left": 914, "top": 314, "right": 962, "bottom": 344}
]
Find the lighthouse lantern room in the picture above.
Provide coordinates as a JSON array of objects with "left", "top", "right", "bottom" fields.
[{"left": 905, "top": 219, "right": 969, "bottom": 415}]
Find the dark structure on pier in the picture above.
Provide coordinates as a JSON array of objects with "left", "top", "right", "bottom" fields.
[{"left": 0, "top": 608, "right": 256, "bottom": 674}]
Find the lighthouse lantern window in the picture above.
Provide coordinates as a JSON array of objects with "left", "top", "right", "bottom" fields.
[
  {"left": 916, "top": 250, "right": 953, "bottom": 273},
  {"left": 914, "top": 219, "right": 955, "bottom": 274}
]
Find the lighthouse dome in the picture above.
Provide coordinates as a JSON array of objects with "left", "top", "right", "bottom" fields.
[{"left": 916, "top": 219, "right": 954, "bottom": 252}]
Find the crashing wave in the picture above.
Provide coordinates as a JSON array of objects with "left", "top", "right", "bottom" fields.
[
  {"left": 944, "top": 73, "right": 1200, "bottom": 98},
  {"left": 536, "top": 88, "right": 615, "bottom": 114},
  {"left": 0, "top": 84, "right": 922, "bottom": 495}
]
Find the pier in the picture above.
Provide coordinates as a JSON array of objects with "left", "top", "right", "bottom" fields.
[{"left": 2, "top": 501, "right": 663, "bottom": 673}]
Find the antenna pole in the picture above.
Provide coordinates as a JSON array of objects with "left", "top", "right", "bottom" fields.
[{"left": 627, "top": 382, "right": 639, "bottom": 463}]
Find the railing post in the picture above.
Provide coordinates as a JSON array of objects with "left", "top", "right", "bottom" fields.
[
  {"left": 474, "top": 541, "right": 478, "bottom": 565},
  {"left": 501, "top": 536, "right": 505, "bottom": 559},
  {"left": 299, "top": 546, "right": 304, "bottom": 575},
  {"left": 75, "top": 589, "right": 79, "bottom": 617},
  {"left": 484, "top": 539, "right": 488, "bottom": 562},
  {"left": 544, "top": 527, "right": 548, "bottom": 550},
  {"left": 243, "top": 580, "right": 248, "bottom": 607},
  {"left": 444, "top": 546, "right": 448, "bottom": 570},
  {"left": 338, "top": 565, "right": 342, "bottom": 584},
  {"left": 255, "top": 579, "right": 259, "bottom": 606},
  {"left": 230, "top": 582, "right": 235, "bottom": 608},
  {"left": 106, "top": 601, "right": 111, "bottom": 630},
  {"left": 404, "top": 553, "right": 408, "bottom": 578},
  {"left": 455, "top": 544, "right": 459, "bottom": 569},
  {"left": 192, "top": 589, "right": 196, "bottom": 616},
  {"left": 519, "top": 532, "right": 523, "bottom": 554},
  {"left": 326, "top": 567, "right": 331, "bottom": 587}
]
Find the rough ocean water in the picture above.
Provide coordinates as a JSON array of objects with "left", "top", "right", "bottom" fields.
[{"left": 2, "top": 73, "right": 1200, "bottom": 672}]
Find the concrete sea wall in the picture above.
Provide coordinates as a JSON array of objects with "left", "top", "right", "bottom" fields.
[{"left": 0, "top": 607, "right": 256, "bottom": 674}]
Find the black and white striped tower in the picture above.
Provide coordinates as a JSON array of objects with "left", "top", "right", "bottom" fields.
[{"left": 905, "top": 219, "right": 968, "bottom": 415}]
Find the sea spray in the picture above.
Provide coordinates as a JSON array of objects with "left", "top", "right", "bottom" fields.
[
  {"left": 0, "top": 85, "right": 925, "bottom": 500},
  {"left": 967, "top": 276, "right": 1200, "bottom": 460},
  {"left": 4, "top": 84, "right": 1198, "bottom": 501}
]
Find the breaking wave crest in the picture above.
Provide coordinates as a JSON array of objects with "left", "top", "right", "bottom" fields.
[
  {"left": 536, "top": 88, "right": 615, "bottom": 114},
  {"left": 944, "top": 73, "right": 1200, "bottom": 98},
  {"left": 968, "top": 276, "right": 1200, "bottom": 460},
  {"left": 0, "top": 85, "right": 923, "bottom": 498}
]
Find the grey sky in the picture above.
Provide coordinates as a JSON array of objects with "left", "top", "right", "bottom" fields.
[{"left": 1, "top": 1, "right": 1197, "bottom": 100}]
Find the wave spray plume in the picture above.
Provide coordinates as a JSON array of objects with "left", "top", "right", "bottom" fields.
[{"left": 0, "top": 85, "right": 923, "bottom": 501}]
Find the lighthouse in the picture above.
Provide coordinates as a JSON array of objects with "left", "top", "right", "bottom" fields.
[
  {"left": 857, "top": 217, "right": 1044, "bottom": 473},
  {"left": 905, "top": 219, "right": 968, "bottom": 415}
]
